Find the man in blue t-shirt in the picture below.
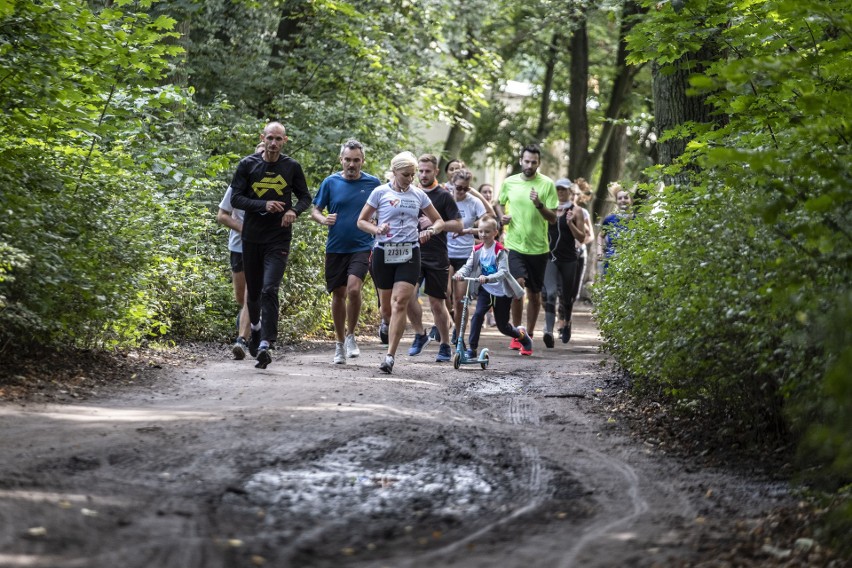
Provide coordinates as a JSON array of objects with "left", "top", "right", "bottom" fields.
[{"left": 311, "top": 139, "right": 381, "bottom": 364}]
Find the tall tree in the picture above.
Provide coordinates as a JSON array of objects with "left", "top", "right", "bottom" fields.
[{"left": 436, "top": 0, "right": 505, "bottom": 174}]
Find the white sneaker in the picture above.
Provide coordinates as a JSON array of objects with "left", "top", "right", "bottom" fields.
[
  {"left": 344, "top": 334, "right": 360, "bottom": 358},
  {"left": 333, "top": 342, "right": 346, "bottom": 365}
]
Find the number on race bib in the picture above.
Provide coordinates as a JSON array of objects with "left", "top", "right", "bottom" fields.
[{"left": 384, "top": 242, "right": 413, "bottom": 264}]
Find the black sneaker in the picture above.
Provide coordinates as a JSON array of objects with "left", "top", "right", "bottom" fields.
[
  {"left": 232, "top": 337, "right": 248, "bottom": 360},
  {"left": 255, "top": 347, "right": 272, "bottom": 369},
  {"left": 543, "top": 331, "right": 555, "bottom": 349},
  {"left": 379, "top": 354, "right": 394, "bottom": 374},
  {"left": 249, "top": 328, "right": 261, "bottom": 357},
  {"left": 378, "top": 321, "right": 389, "bottom": 345},
  {"left": 561, "top": 322, "right": 572, "bottom": 344}
]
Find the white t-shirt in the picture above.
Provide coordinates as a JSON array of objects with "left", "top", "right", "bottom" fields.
[
  {"left": 367, "top": 183, "right": 432, "bottom": 246},
  {"left": 218, "top": 186, "right": 245, "bottom": 253},
  {"left": 447, "top": 194, "right": 487, "bottom": 260}
]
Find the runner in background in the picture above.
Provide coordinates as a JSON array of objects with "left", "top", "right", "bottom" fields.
[{"left": 216, "top": 142, "right": 264, "bottom": 360}]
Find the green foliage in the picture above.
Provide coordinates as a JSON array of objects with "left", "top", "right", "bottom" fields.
[
  {"left": 2, "top": 0, "right": 457, "bottom": 352},
  {"left": 0, "top": 1, "right": 262, "bottom": 349},
  {"left": 596, "top": 185, "right": 814, "bottom": 437},
  {"left": 0, "top": 0, "right": 194, "bottom": 348},
  {"left": 597, "top": 0, "right": 851, "bottom": 532}
]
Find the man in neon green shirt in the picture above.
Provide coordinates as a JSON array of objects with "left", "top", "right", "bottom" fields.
[{"left": 498, "top": 145, "right": 557, "bottom": 355}]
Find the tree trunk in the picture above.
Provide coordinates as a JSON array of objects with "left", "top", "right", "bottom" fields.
[
  {"left": 534, "top": 31, "right": 562, "bottom": 144},
  {"left": 439, "top": 105, "right": 471, "bottom": 178},
  {"left": 567, "top": 17, "right": 589, "bottom": 181},
  {"left": 582, "top": 0, "right": 643, "bottom": 183},
  {"left": 270, "top": 3, "right": 305, "bottom": 70},
  {"left": 651, "top": 46, "right": 721, "bottom": 186}
]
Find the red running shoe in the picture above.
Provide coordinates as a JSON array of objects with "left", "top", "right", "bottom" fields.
[{"left": 518, "top": 326, "right": 533, "bottom": 356}]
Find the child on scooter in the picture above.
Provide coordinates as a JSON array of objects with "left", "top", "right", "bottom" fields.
[{"left": 453, "top": 217, "right": 532, "bottom": 358}]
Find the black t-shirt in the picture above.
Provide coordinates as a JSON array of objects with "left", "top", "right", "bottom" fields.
[
  {"left": 547, "top": 204, "right": 580, "bottom": 262},
  {"left": 230, "top": 153, "right": 312, "bottom": 245},
  {"left": 418, "top": 185, "right": 460, "bottom": 265}
]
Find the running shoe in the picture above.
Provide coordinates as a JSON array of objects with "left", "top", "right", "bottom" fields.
[
  {"left": 509, "top": 337, "right": 522, "bottom": 350},
  {"left": 378, "top": 321, "right": 389, "bottom": 345},
  {"left": 334, "top": 342, "right": 346, "bottom": 365},
  {"left": 344, "top": 334, "right": 360, "bottom": 358},
  {"left": 409, "top": 329, "right": 431, "bottom": 356},
  {"left": 255, "top": 347, "right": 272, "bottom": 369},
  {"left": 379, "top": 354, "right": 394, "bottom": 374},
  {"left": 249, "top": 328, "right": 261, "bottom": 358},
  {"left": 543, "top": 331, "right": 555, "bottom": 349},
  {"left": 465, "top": 347, "right": 477, "bottom": 360},
  {"left": 561, "top": 321, "right": 572, "bottom": 344},
  {"left": 436, "top": 343, "right": 452, "bottom": 362},
  {"left": 518, "top": 326, "right": 533, "bottom": 356},
  {"left": 232, "top": 337, "right": 248, "bottom": 360}
]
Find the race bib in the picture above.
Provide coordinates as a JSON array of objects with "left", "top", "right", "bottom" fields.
[{"left": 384, "top": 242, "right": 413, "bottom": 264}]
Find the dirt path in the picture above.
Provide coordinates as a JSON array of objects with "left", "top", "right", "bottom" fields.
[{"left": 0, "top": 306, "right": 799, "bottom": 567}]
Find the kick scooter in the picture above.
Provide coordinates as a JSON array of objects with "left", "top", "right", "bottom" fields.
[{"left": 453, "top": 277, "right": 490, "bottom": 370}]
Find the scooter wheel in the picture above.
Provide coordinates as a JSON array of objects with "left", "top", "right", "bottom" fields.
[
  {"left": 480, "top": 352, "right": 489, "bottom": 370},
  {"left": 452, "top": 353, "right": 461, "bottom": 370}
]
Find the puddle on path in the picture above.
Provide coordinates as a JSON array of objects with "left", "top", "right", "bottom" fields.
[
  {"left": 463, "top": 375, "right": 528, "bottom": 396},
  {"left": 242, "top": 435, "right": 501, "bottom": 523}
]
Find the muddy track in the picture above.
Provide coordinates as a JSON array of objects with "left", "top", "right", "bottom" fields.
[{"left": 0, "top": 307, "right": 798, "bottom": 567}]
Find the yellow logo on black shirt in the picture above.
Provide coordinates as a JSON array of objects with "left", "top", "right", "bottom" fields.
[{"left": 253, "top": 173, "right": 288, "bottom": 197}]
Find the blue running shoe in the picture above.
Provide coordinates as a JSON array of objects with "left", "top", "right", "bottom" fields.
[
  {"left": 436, "top": 343, "right": 452, "bottom": 362},
  {"left": 465, "top": 347, "right": 477, "bottom": 360},
  {"left": 408, "top": 329, "right": 431, "bottom": 356}
]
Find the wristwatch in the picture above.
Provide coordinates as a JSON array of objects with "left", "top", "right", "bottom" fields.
[{"left": 535, "top": 202, "right": 543, "bottom": 210}]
